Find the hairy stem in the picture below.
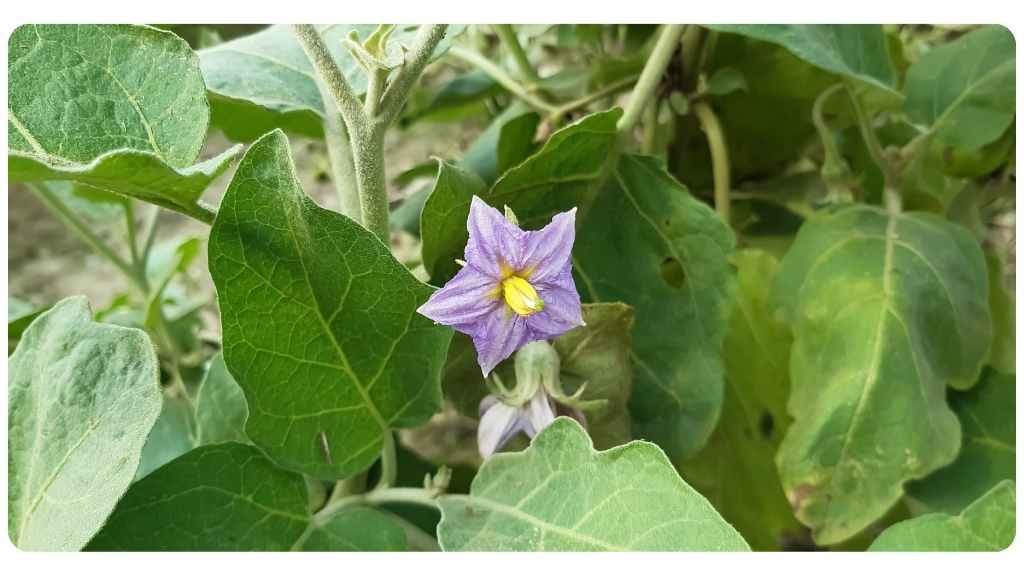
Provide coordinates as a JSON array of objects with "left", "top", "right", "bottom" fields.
[
  {"left": 292, "top": 25, "right": 365, "bottom": 134},
  {"left": 350, "top": 127, "right": 390, "bottom": 241},
  {"left": 448, "top": 45, "right": 557, "bottom": 113},
  {"left": 693, "top": 100, "right": 731, "bottom": 222},
  {"left": 379, "top": 24, "right": 450, "bottom": 124},
  {"left": 30, "top": 183, "right": 147, "bottom": 293},
  {"left": 617, "top": 24, "right": 685, "bottom": 134},
  {"left": 494, "top": 24, "right": 540, "bottom": 84},
  {"left": 318, "top": 80, "right": 362, "bottom": 221}
]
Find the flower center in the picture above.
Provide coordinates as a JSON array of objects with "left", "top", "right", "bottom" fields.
[{"left": 501, "top": 275, "right": 544, "bottom": 316}]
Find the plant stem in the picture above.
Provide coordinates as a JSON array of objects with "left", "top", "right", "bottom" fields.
[
  {"left": 448, "top": 45, "right": 557, "bottom": 114},
  {"left": 844, "top": 79, "right": 901, "bottom": 213},
  {"left": 316, "top": 487, "right": 440, "bottom": 520},
  {"left": 349, "top": 127, "right": 390, "bottom": 241},
  {"left": 292, "top": 25, "right": 366, "bottom": 135},
  {"left": 642, "top": 99, "right": 659, "bottom": 154},
  {"left": 617, "top": 24, "right": 685, "bottom": 134},
  {"left": 693, "top": 100, "right": 731, "bottom": 222},
  {"left": 318, "top": 79, "right": 362, "bottom": 221},
  {"left": 124, "top": 201, "right": 140, "bottom": 267},
  {"left": 379, "top": 24, "right": 450, "bottom": 125},
  {"left": 548, "top": 75, "right": 639, "bottom": 124},
  {"left": 494, "top": 24, "right": 540, "bottom": 85},
  {"left": 377, "top": 431, "right": 398, "bottom": 489},
  {"left": 364, "top": 68, "right": 387, "bottom": 117},
  {"left": 29, "top": 183, "right": 147, "bottom": 294},
  {"left": 140, "top": 204, "right": 161, "bottom": 266}
]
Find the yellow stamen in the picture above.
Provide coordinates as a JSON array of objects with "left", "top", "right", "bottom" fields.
[{"left": 502, "top": 275, "right": 544, "bottom": 316}]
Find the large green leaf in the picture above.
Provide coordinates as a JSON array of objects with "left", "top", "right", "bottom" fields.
[
  {"left": 199, "top": 25, "right": 464, "bottom": 141},
  {"left": 461, "top": 101, "right": 538, "bottom": 185},
  {"left": 574, "top": 154, "right": 736, "bottom": 460},
  {"left": 704, "top": 25, "right": 898, "bottom": 96},
  {"left": 437, "top": 417, "right": 749, "bottom": 551},
  {"left": 194, "top": 353, "right": 249, "bottom": 445},
  {"left": 773, "top": 205, "right": 992, "bottom": 544},
  {"left": 904, "top": 26, "right": 1016, "bottom": 152},
  {"left": 208, "top": 129, "right": 453, "bottom": 480},
  {"left": 8, "top": 24, "right": 238, "bottom": 221},
  {"left": 88, "top": 443, "right": 406, "bottom": 550},
  {"left": 488, "top": 108, "right": 621, "bottom": 229},
  {"left": 907, "top": 369, "right": 1015, "bottom": 515},
  {"left": 678, "top": 250, "right": 803, "bottom": 551},
  {"left": 869, "top": 480, "right": 1015, "bottom": 551},
  {"left": 8, "top": 296, "right": 162, "bottom": 550}
]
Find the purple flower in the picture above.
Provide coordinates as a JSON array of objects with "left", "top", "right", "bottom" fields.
[
  {"left": 417, "top": 196, "right": 584, "bottom": 376},
  {"left": 477, "top": 385, "right": 556, "bottom": 458}
]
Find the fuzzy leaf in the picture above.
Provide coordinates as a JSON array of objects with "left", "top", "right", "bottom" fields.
[
  {"left": 774, "top": 205, "right": 992, "bottom": 544},
  {"left": 8, "top": 297, "right": 162, "bottom": 550},
  {"left": 208, "top": 130, "right": 452, "bottom": 479},
  {"left": 438, "top": 417, "right": 749, "bottom": 551}
]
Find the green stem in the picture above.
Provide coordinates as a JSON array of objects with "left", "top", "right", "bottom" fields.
[
  {"left": 494, "top": 24, "right": 540, "bottom": 84},
  {"left": 140, "top": 204, "right": 161, "bottom": 266},
  {"left": 318, "top": 80, "right": 362, "bottom": 221},
  {"left": 548, "top": 75, "right": 639, "bottom": 124},
  {"left": 812, "top": 83, "right": 846, "bottom": 168},
  {"left": 124, "top": 201, "right": 140, "bottom": 267},
  {"left": 448, "top": 45, "right": 557, "bottom": 114},
  {"left": 315, "top": 487, "right": 440, "bottom": 520},
  {"left": 377, "top": 431, "right": 398, "bottom": 489},
  {"left": 693, "top": 100, "right": 731, "bottom": 222},
  {"left": 642, "top": 99, "right": 659, "bottom": 154},
  {"left": 350, "top": 127, "right": 390, "bottom": 241},
  {"left": 30, "top": 183, "right": 147, "bottom": 294},
  {"left": 378, "top": 24, "right": 450, "bottom": 125},
  {"left": 845, "top": 79, "right": 900, "bottom": 213},
  {"left": 292, "top": 25, "right": 366, "bottom": 135},
  {"left": 617, "top": 24, "right": 685, "bottom": 134},
  {"left": 364, "top": 67, "right": 387, "bottom": 117}
]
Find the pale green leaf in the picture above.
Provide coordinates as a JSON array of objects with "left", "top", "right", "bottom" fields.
[
  {"left": 135, "top": 393, "right": 195, "bottom": 480},
  {"left": 774, "top": 205, "right": 992, "bottom": 544},
  {"left": 8, "top": 24, "right": 238, "bottom": 221},
  {"left": 199, "top": 25, "right": 464, "bottom": 140},
  {"left": 679, "top": 250, "right": 803, "bottom": 551},
  {"left": 574, "top": 154, "right": 736, "bottom": 460},
  {"left": 194, "top": 353, "right": 249, "bottom": 445},
  {"left": 88, "top": 443, "right": 406, "bottom": 550},
  {"left": 704, "top": 25, "right": 898, "bottom": 96},
  {"left": 908, "top": 369, "right": 1015, "bottom": 515},
  {"left": 208, "top": 130, "right": 453, "bottom": 480},
  {"left": 904, "top": 26, "right": 1016, "bottom": 152},
  {"left": 438, "top": 417, "right": 749, "bottom": 551},
  {"left": 986, "top": 249, "right": 1015, "bottom": 374},
  {"left": 870, "top": 480, "right": 1015, "bottom": 551},
  {"left": 705, "top": 66, "right": 748, "bottom": 95},
  {"left": 8, "top": 296, "right": 162, "bottom": 550}
]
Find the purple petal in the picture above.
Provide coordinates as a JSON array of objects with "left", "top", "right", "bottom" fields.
[
  {"left": 525, "top": 267, "right": 585, "bottom": 339},
  {"left": 477, "top": 399, "right": 524, "bottom": 458},
  {"left": 465, "top": 196, "right": 525, "bottom": 276},
  {"left": 417, "top": 264, "right": 501, "bottom": 331},
  {"left": 523, "top": 388, "right": 556, "bottom": 438},
  {"left": 520, "top": 207, "right": 577, "bottom": 283},
  {"left": 471, "top": 307, "right": 531, "bottom": 376}
]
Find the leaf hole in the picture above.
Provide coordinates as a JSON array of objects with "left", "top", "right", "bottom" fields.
[
  {"left": 659, "top": 257, "right": 687, "bottom": 289},
  {"left": 759, "top": 411, "right": 775, "bottom": 439}
]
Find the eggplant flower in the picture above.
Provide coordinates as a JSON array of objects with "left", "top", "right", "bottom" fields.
[{"left": 417, "top": 196, "right": 584, "bottom": 376}]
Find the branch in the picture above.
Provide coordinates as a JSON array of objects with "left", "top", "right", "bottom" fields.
[
  {"left": 617, "top": 24, "right": 685, "bottom": 134},
  {"left": 292, "top": 25, "right": 365, "bottom": 134},
  {"left": 379, "top": 24, "right": 450, "bottom": 125},
  {"left": 448, "top": 45, "right": 557, "bottom": 114},
  {"left": 693, "top": 100, "right": 731, "bottom": 222},
  {"left": 494, "top": 24, "right": 540, "bottom": 84}
]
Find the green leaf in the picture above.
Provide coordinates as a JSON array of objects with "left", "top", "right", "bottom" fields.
[
  {"left": 574, "top": 154, "right": 736, "bottom": 460},
  {"left": 904, "top": 26, "right": 1016, "bottom": 152},
  {"left": 461, "top": 102, "right": 539, "bottom": 185},
  {"left": 136, "top": 393, "right": 196, "bottom": 480},
  {"left": 8, "top": 296, "right": 48, "bottom": 352},
  {"left": 194, "top": 353, "right": 249, "bottom": 445},
  {"left": 420, "top": 160, "right": 487, "bottom": 283},
  {"left": 908, "top": 369, "right": 1015, "bottom": 515},
  {"left": 438, "top": 417, "right": 749, "bottom": 551},
  {"left": 773, "top": 205, "right": 992, "bottom": 544},
  {"left": 489, "top": 109, "right": 622, "bottom": 230},
  {"left": 869, "top": 480, "right": 1015, "bottom": 551},
  {"left": 208, "top": 129, "right": 453, "bottom": 480},
  {"left": 8, "top": 296, "right": 162, "bottom": 550},
  {"left": 8, "top": 24, "right": 238, "bottom": 221},
  {"left": 678, "top": 250, "right": 803, "bottom": 551},
  {"left": 88, "top": 443, "right": 406, "bottom": 550},
  {"left": 704, "top": 25, "right": 898, "bottom": 96},
  {"left": 199, "top": 25, "right": 464, "bottom": 141}
]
